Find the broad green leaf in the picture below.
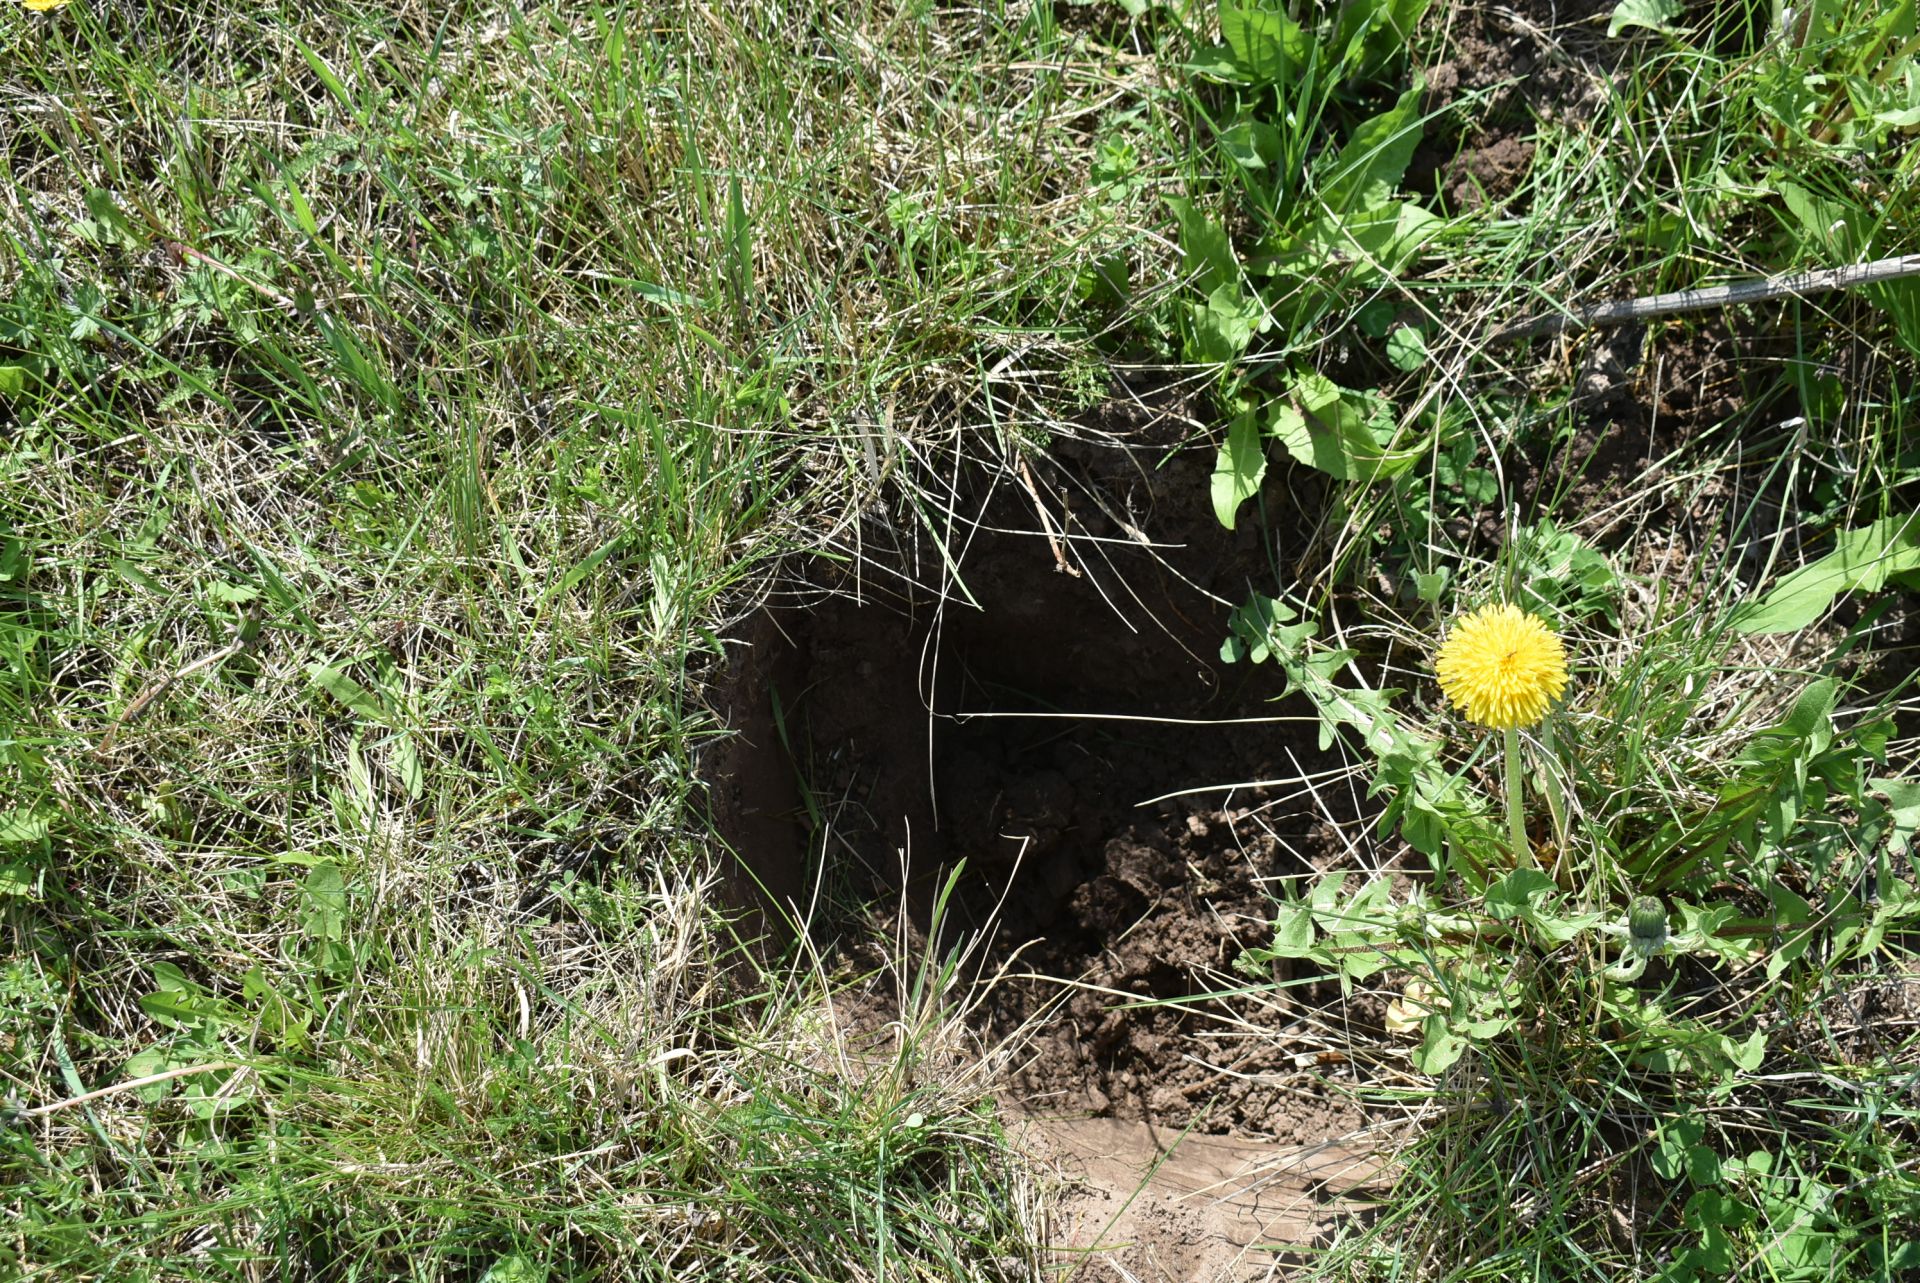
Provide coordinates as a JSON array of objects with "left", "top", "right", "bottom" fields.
[
  {"left": 112, "top": 559, "right": 166, "bottom": 593},
  {"left": 1322, "top": 84, "right": 1425, "bottom": 214},
  {"left": 83, "top": 188, "right": 148, "bottom": 248},
  {"left": 1484, "top": 867, "right": 1555, "bottom": 919},
  {"left": 1076, "top": 252, "right": 1130, "bottom": 307},
  {"left": 1529, "top": 904, "right": 1604, "bottom": 944},
  {"left": 1765, "top": 883, "right": 1815, "bottom": 980},
  {"left": 1217, "top": 3, "right": 1305, "bottom": 83},
  {"left": 307, "top": 661, "right": 389, "bottom": 722},
  {"left": 1183, "top": 44, "right": 1251, "bottom": 82},
  {"left": 1780, "top": 677, "right": 1838, "bottom": 741},
  {"left": 152, "top": 961, "right": 193, "bottom": 991},
  {"left": 1873, "top": 777, "right": 1920, "bottom": 855},
  {"left": 262, "top": 850, "right": 337, "bottom": 868},
  {"left": 1776, "top": 181, "right": 1863, "bottom": 258},
  {"left": 0, "top": 863, "right": 37, "bottom": 898},
  {"left": 1293, "top": 201, "right": 1441, "bottom": 285},
  {"left": 139, "top": 964, "right": 235, "bottom": 1030},
  {"left": 1401, "top": 799, "right": 1445, "bottom": 857},
  {"left": 1651, "top": 1117, "right": 1703, "bottom": 1179},
  {"left": 1733, "top": 515, "right": 1920, "bottom": 633},
  {"left": 0, "top": 366, "right": 27, "bottom": 397},
  {"left": 389, "top": 732, "right": 424, "bottom": 800},
  {"left": 244, "top": 964, "right": 311, "bottom": 1045},
  {"left": 1485, "top": 867, "right": 1602, "bottom": 945},
  {"left": 125, "top": 1044, "right": 183, "bottom": 1101},
  {"left": 1189, "top": 282, "right": 1263, "bottom": 364},
  {"left": 1334, "top": 0, "right": 1434, "bottom": 68},
  {"left": 1269, "top": 402, "right": 1343, "bottom": 478},
  {"left": 1385, "top": 325, "right": 1429, "bottom": 371},
  {"left": 1514, "top": 520, "right": 1622, "bottom": 623},
  {"left": 1270, "top": 901, "right": 1315, "bottom": 955},
  {"left": 1210, "top": 409, "right": 1267, "bottom": 530},
  {"left": 1292, "top": 369, "right": 1342, "bottom": 415},
  {"left": 1722, "top": 1029, "right": 1767, "bottom": 1072},
  {"left": 1684, "top": 1188, "right": 1750, "bottom": 1236},
  {"left": 139, "top": 989, "right": 218, "bottom": 1028},
  {"left": 1219, "top": 117, "right": 1283, "bottom": 172},
  {"left": 1388, "top": 0, "right": 1436, "bottom": 38},
  {"left": 1267, "top": 389, "right": 1424, "bottom": 482},
  {"left": 725, "top": 172, "right": 753, "bottom": 300},
  {"left": 1221, "top": 592, "right": 1297, "bottom": 664},
  {"left": 275, "top": 172, "right": 322, "bottom": 237},
  {"left": 480, "top": 1256, "right": 548, "bottom": 1283},
  {"left": 1832, "top": 519, "right": 1920, "bottom": 593},
  {"left": 1672, "top": 900, "right": 1748, "bottom": 967},
  {"left": 1414, "top": 1014, "right": 1468, "bottom": 1073},
  {"left": 1343, "top": 876, "right": 1397, "bottom": 928},
  {"left": 1308, "top": 871, "right": 1349, "bottom": 923},
  {"left": 182, "top": 1069, "right": 251, "bottom": 1120},
  {"left": 574, "top": 275, "right": 698, "bottom": 311},
  {"left": 1166, "top": 196, "right": 1237, "bottom": 296},
  {"left": 300, "top": 862, "right": 347, "bottom": 942},
  {"left": 206, "top": 580, "right": 260, "bottom": 605},
  {"left": 0, "top": 809, "right": 52, "bottom": 843},
  {"left": 1687, "top": 1144, "right": 1723, "bottom": 1187},
  {"left": 1608, "top": 0, "right": 1681, "bottom": 37}
]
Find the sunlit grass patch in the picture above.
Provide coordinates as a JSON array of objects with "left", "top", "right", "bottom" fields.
[{"left": 0, "top": 0, "right": 1173, "bottom": 1276}]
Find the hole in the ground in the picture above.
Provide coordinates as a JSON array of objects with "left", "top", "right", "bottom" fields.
[{"left": 706, "top": 441, "right": 1379, "bottom": 1141}]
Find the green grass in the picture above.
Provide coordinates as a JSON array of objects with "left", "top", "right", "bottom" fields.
[
  {"left": 0, "top": 0, "right": 1161, "bottom": 1277},
  {"left": 7, "top": 0, "right": 1920, "bottom": 1280}
]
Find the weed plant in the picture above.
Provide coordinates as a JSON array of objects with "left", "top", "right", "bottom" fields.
[{"left": 1160, "top": 0, "right": 1920, "bottom": 1278}]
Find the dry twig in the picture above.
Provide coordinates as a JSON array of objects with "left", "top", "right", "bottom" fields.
[{"left": 1489, "top": 253, "right": 1920, "bottom": 344}]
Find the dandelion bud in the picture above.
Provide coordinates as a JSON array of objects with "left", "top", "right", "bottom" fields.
[{"left": 1627, "top": 896, "right": 1668, "bottom": 951}]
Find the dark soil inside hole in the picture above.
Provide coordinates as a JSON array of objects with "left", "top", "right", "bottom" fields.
[
  {"left": 697, "top": 0, "right": 1865, "bottom": 1146},
  {"left": 699, "top": 322, "right": 1796, "bottom": 1144},
  {"left": 705, "top": 426, "right": 1378, "bottom": 1139}
]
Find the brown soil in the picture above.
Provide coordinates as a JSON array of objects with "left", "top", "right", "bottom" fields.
[
  {"left": 1529, "top": 320, "right": 1751, "bottom": 534},
  {"left": 1410, "top": 0, "right": 1625, "bottom": 211},
  {"left": 1025, "top": 1114, "right": 1381, "bottom": 1283},
  {"left": 700, "top": 326, "right": 1784, "bottom": 1253},
  {"left": 1425, "top": 0, "right": 1623, "bottom": 125},
  {"left": 703, "top": 401, "right": 1387, "bottom": 1150},
  {"left": 697, "top": 342, "right": 1841, "bottom": 1274},
  {"left": 1408, "top": 0, "right": 1775, "bottom": 217},
  {"left": 701, "top": 1, "right": 1777, "bottom": 1168},
  {"left": 1431, "top": 133, "right": 1536, "bottom": 210}
]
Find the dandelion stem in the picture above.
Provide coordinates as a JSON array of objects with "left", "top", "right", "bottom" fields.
[{"left": 1504, "top": 727, "right": 1528, "bottom": 867}]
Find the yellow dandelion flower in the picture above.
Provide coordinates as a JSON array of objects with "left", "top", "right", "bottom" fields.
[
  {"left": 1435, "top": 603, "right": 1567, "bottom": 730},
  {"left": 22, "top": 0, "right": 73, "bottom": 11}
]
